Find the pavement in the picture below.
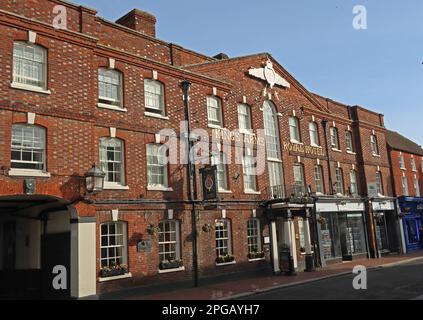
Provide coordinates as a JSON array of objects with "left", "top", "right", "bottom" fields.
[{"left": 128, "top": 251, "right": 423, "bottom": 300}]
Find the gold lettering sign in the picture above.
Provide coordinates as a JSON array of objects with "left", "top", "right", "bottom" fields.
[
  {"left": 283, "top": 142, "right": 325, "bottom": 157},
  {"left": 213, "top": 129, "right": 266, "bottom": 147}
]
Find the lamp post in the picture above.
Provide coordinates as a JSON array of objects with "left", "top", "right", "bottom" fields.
[
  {"left": 321, "top": 119, "right": 334, "bottom": 195},
  {"left": 181, "top": 79, "right": 199, "bottom": 288},
  {"left": 85, "top": 164, "right": 105, "bottom": 194}
]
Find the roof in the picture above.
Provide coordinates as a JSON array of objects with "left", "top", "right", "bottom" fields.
[{"left": 386, "top": 130, "right": 423, "bottom": 156}]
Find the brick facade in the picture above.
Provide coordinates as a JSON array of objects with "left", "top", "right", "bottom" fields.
[{"left": 0, "top": 0, "right": 404, "bottom": 298}]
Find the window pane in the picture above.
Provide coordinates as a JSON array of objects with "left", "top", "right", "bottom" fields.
[
  {"left": 11, "top": 125, "right": 46, "bottom": 171},
  {"left": 145, "top": 79, "right": 164, "bottom": 114},
  {"left": 100, "top": 138, "right": 125, "bottom": 184},
  {"left": 13, "top": 42, "right": 46, "bottom": 88},
  {"left": 147, "top": 144, "right": 168, "bottom": 187}
]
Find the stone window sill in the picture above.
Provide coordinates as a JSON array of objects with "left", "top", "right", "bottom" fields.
[
  {"left": 216, "top": 261, "right": 237, "bottom": 267},
  {"left": 98, "top": 273, "right": 132, "bottom": 283},
  {"left": 248, "top": 258, "right": 266, "bottom": 262},
  {"left": 145, "top": 112, "right": 169, "bottom": 120},
  {"left": 104, "top": 183, "right": 130, "bottom": 190},
  {"left": 245, "top": 191, "right": 261, "bottom": 195},
  {"left": 97, "top": 103, "right": 127, "bottom": 112},
  {"left": 147, "top": 186, "right": 174, "bottom": 192},
  {"left": 331, "top": 148, "right": 342, "bottom": 153},
  {"left": 8, "top": 169, "right": 51, "bottom": 178},
  {"left": 11, "top": 82, "right": 51, "bottom": 95},
  {"left": 158, "top": 267, "right": 185, "bottom": 274}
]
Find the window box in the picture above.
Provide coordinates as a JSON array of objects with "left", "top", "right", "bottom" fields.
[
  {"left": 216, "top": 254, "right": 235, "bottom": 264},
  {"left": 99, "top": 264, "right": 128, "bottom": 278},
  {"left": 248, "top": 251, "right": 265, "bottom": 260},
  {"left": 159, "top": 260, "right": 183, "bottom": 271}
]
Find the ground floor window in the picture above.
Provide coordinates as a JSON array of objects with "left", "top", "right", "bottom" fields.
[
  {"left": 405, "top": 218, "right": 420, "bottom": 245},
  {"left": 375, "top": 212, "right": 390, "bottom": 252},
  {"left": 215, "top": 219, "right": 233, "bottom": 263},
  {"left": 247, "top": 219, "right": 263, "bottom": 258},
  {"left": 319, "top": 213, "right": 342, "bottom": 260},
  {"left": 100, "top": 222, "right": 128, "bottom": 276}
]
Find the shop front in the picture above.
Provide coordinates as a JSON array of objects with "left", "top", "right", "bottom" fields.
[
  {"left": 371, "top": 198, "right": 400, "bottom": 256},
  {"left": 315, "top": 197, "right": 369, "bottom": 266},
  {"left": 398, "top": 197, "right": 423, "bottom": 253}
]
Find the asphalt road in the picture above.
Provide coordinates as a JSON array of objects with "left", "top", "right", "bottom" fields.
[{"left": 241, "top": 260, "right": 423, "bottom": 300}]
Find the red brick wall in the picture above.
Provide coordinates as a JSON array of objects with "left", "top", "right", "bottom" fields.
[{"left": 389, "top": 149, "right": 422, "bottom": 197}]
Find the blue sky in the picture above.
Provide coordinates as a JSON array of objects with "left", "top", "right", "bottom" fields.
[{"left": 77, "top": 0, "right": 423, "bottom": 144}]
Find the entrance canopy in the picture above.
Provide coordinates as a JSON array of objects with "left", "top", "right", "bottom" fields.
[{"left": 0, "top": 195, "right": 71, "bottom": 218}]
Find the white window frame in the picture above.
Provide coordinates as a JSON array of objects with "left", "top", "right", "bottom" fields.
[
  {"left": 207, "top": 96, "right": 223, "bottom": 128},
  {"left": 147, "top": 144, "right": 169, "bottom": 189},
  {"left": 247, "top": 219, "right": 263, "bottom": 256},
  {"left": 345, "top": 131, "right": 354, "bottom": 152},
  {"left": 12, "top": 42, "right": 47, "bottom": 90},
  {"left": 237, "top": 104, "right": 253, "bottom": 134},
  {"left": 370, "top": 135, "right": 379, "bottom": 156},
  {"left": 289, "top": 117, "right": 301, "bottom": 143},
  {"left": 402, "top": 176, "right": 409, "bottom": 196},
  {"left": 263, "top": 101, "right": 281, "bottom": 160},
  {"left": 100, "top": 138, "right": 126, "bottom": 187},
  {"left": 215, "top": 219, "right": 232, "bottom": 259},
  {"left": 98, "top": 68, "right": 123, "bottom": 108},
  {"left": 314, "top": 165, "right": 324, "bottom": 194},
  {"left": 413, "top": 175, "right": 420, "bottom": 197},
  {"left": 212, "top": 152, "right": 229, "bottom": 192},
  {"left": 144, "top": 79, "right": 165, "bottom": 115},
  {"left": 335, "top": 167, "right": 345, "bottom": 195},
  {"left": 293, "top": 164, "right": 306, "bottom": 196},
  {"left": 399, "top": 155, "right": 406, "bottom": 170},
  {"left": 243, "top": 155, "right": 257, "bottom": 193},
  {"left": 330, "top": 127, "right": 340, "bottom": 150},
  {"left": 376, "top": 171, "right": 384, "bottom": 195},
  {"left": 350, "top": 170, "right": 358, "bottom": 196},
  {"left": 100, "top": 221, "right": 128, "bottom": 269},
  {"left": 11, "top": 124, "right": 46, "bottom": 172},
  {"left": 411, "top": 158, "right": 417, "bottom": 172},
  {"left": 309, "top": 122, "right": 320, "bottom": 147},
  {"left": 158, "top": 220, "right": 181, "bottom": 263}
]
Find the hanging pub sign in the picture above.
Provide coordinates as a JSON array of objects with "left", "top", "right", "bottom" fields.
[{"left": 200, "top": 165, "right": 218, "bottom": 201}]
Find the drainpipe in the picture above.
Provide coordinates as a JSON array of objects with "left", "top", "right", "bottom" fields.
[
  {"left": 321, "top": 119, "right": 334, "bottom": 195},
  {"left": 181, "top": 80, "right": 199, "bottom": 288}
]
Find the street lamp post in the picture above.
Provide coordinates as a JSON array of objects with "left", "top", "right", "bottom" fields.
[{"left": 181, "top": 80, "right": 199, "bottom": 288}]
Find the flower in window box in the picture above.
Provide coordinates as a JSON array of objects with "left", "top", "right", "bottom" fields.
[
  {"left": 100, "top": 264, "right": 128, "bottom": 278},
  {"left": 317, "top": 216, "right": 326, "bottom": 225},
  {"left": 147, "top": 224, "right": 161, "bottom": 236},
  {"left": 159, "top": 259, "right": 183, "bottom": 270},
  {"left": 248, "top": 251, "right": 265, "bottom": 259}
]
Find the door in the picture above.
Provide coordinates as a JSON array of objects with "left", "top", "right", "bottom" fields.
[
  {"left": 2, "top": 221, "right": 16, "bottom": 270},
  {"left": 41, "top": 232, "right": 71, "bottom": 300}
]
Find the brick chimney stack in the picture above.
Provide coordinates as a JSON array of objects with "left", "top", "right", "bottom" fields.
[{"left": 116, "top": 9, "right": 157, "bottom": 38}]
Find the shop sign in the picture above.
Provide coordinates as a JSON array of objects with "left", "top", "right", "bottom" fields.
[
  {"left": 200, "top": 165, "right": 218, "bottom": 201},
  {"left": 213, "top": 128, "right": 265, "bottom": 147},
  {"left": 283, "top": 142, "right": 325, "bottom": 157},
  {"left": 137, "top": 240, "right": 152, "bottom": 253}
]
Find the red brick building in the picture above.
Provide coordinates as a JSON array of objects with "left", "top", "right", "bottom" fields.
[
  {"left": 386, "top": 130, "right": 423, "bottom": 253},
  {"left": 0, "top": 0, "right": 402, "bottom": 299}
]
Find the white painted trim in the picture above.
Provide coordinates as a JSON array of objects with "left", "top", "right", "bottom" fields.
[
  {"left": 8, "top": 169, "right": 51, "bottom": 178},
  {"left": 207, "top": 123, "right": 223, "bottom": 129},
  {"left": 27, "top": 112, "right": 36, "bottom": 124},
  {"left": 270, "top": 221, "right": 280, "bottom": 273},
  {"left": 249, "top": 258, "right": 266, "bottom": 262},
  {"left": 108, "top": 58, "right": 116, "bottom": 69},
  {"left": 167, "top": 209, "right": 174, "bottom": 220},
  {"left": 243, "top": 96, "right": 247, "bottom": 104},
  {"left": 244, "top": 191, "right": 261, "bottom": 195},
  {"left": 346, "top": 151, "right": 357, "bottom": 155},
  {"left": 218, "top": 189, "right": 233, "bottom": 194},
  {"left": 144, "top": 112, "right": 170, "bottom": 120},
  {"left": 11, "top": 82, "right": 51, "bottom": 95},
  {"left": 372, "top": 154, "right": 381, "bottom": 158},
  {"left": 97, "top": 103, "right": 127, "bottom": 112},
  {"left": 147, "top": 186, "right": 174, "bottom": 192},
  {"left": 152, "top": 70, "right": 158, "bottom": 80},
  {"left": 109, "top": 127, "right": 116, "bottom": 138},
  {"left": 216, "top": 261, "right": 236, "bottom": 267},
  {"left": 103, "top": 183, "right": 129, "bottom": 190},
  {"left": 158, "top": 267, "right": 185, "bottom": 274},
  {"left": 98, "top": 273, "right": 132, "bottom": 283},
  {"left": 331, "top": 148, "right": 342, "bottom": 153},
  {"left": 212, "top": 87, "right": 218, "bottom": 96},
  {"left": 28, "top": 30, "right": 37, "bottom": 43}
]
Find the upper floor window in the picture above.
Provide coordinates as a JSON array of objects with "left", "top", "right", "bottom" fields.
[
  {"left": 370, "top": 135, "right": 379, "bottom": 155},
  {"left": 212, "top": 152, "right": 229, "bottom": 192},
  {"left": 289, "top": 117, "right": 301, "bottom": 143},
  {"left": 309, "top": 122, "right": 320, "bottom": 146},
  {"left": 399, "top": 154, "right": 406, "bottom": 170},
  {"left": 402, "top": 176, "right": 409, "bottom": 196},
  {"left": 293, "top": 164, "right": 306, "bottom": 196},
  {"left": 411, "top": 158, "right": 417, "bottom": 172},
  {"left": 345, "top": 131, "right": 354, "bottom": 152},
  {"left": 158, "top": 220, "right": 181, "bottom": 265},
  {"left": 144, "top": 79, "right": 165, "bottom": 115},
  {"left": 100, "top": 221, "right": 128, "bottom": 270},
  {"left": 335, "top": 167, "right": 344, "bottom": 195},
  {"left": 13, "top": 42, "right": 47, "bottom": 89},
  {"left": 243, "top": 155, "right": 257, "bottom": 193},
  {"left": 238, "top": 104, "right": 252, "bottom": 133},
  {"left": 375, "top": 171, "right": 384, "bottom": 195},
  {"left": 263, "top": 101, "right": 281, "bottom": 160},
  {"left": 147, "top": 144, "right": 168, "bottom": 188},
  {"left": 207, "top": 96, "right": 223, "bottom": 127},
  {"left": 330, "top": 127, "right": 340, "bottom": 150},
  {"left": 11, "top": 124, "right": 46, "bottom": 171},
  {"left": 314, "top": 165, "right": 325, "bottom": 194},
  {"left": 100, "top": 138, "right": 125, "bottom": 186},
  {"left": 98, "top": 68, "right": 122, "bottom": 108},
  {"left": 414, "top": 175, "right": 420, "bottom": 197},
  {"left": 247, "top": 219, "right": 263, "bottom": 257},
  {"left": 350, "top": 170, "right": 358, "bottom": 197},
  {"left": 215, "top": 219, "right": 233, "bottom": 260}
]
